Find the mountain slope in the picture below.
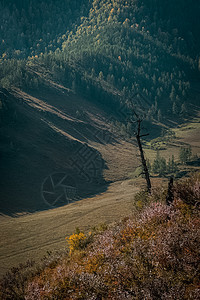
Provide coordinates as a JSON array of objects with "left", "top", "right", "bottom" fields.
[
  {"left": 0, "top": 0, "right": 200, "bottom": 283},
  {"left": 0, "top": 84, "right": 139, "bottom": 215},
  {"left": 0, "top": 86, "right": 103, "bottom": 214}
]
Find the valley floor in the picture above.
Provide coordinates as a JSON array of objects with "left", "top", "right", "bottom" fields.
[
  {"left": 0, "top": 177, "right": 160, "bottom": 277},
  {"left": 0, "top": 86, "right": 199, "bottom": 278}
]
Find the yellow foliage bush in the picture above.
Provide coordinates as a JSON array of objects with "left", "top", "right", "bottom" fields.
[
  {"left": 84, "top": 253, "right": 105, "bottom": 273},
  {"left": 66, "top": 232, "right": 86, "bottom": 255}
]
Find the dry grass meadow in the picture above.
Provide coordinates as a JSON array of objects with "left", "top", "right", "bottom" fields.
[{"left": 0, "top": 87, "right": 199, "bottom": 278}]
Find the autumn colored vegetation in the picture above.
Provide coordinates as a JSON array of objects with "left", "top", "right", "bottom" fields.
[{"left": 1, "top": 172, "right": 199, "bottom": 299}]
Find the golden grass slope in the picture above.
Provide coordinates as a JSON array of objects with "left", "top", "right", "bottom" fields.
[{"left": 0, "top": 84, "right": 199, "bottom": 278}]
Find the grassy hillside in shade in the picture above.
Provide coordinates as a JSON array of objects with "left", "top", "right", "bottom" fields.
[
  {"left": 1, "top": 173, "right": 199, "bottom": 299},
  {"left": 0, "top": 86, "right": 112, "bottom": 214}
]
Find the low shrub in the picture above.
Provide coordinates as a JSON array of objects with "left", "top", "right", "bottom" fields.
[
  {"left": 174, "top": 172, "right": 200, "bottom": 206},
  {"left": 2, "top": 173, "right": 200, "bottom": 299},
  {"left": 66, "top": 232, "right": 87, "bottom": 255},
  {"left": 0, "top": 260, "right": 36, "bottom": 300}
]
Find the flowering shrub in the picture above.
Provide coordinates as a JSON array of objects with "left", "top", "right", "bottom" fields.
[
  {"left": 174, "top": 172, "right": 200, "bottom": 206},
  {"left": 66, "top": 232, "right": 87, "bottom": 255},
  {"left": 2, "top": 173, "right": 200, "bottom": 299}
]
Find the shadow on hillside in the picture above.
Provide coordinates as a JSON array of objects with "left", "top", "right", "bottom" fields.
[
  {"left": 0, "top": 144, "right": 109, "bottom": 217},
  {"left": 0, "top": 88, "right": 110, "bottom": 216},
  {"left": 186, "top": 158, "right": 200, "bottom": 167},
  {"left": 28, "top": 86, "right": 119, "bottom": 146}
]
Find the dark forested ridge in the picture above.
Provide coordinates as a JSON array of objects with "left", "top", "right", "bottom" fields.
[
  {"left": 0, "top": 0, "right": 200, "bottom": 119},
  {"left": 0, "top": 0, "right": 91, "bottom": 59}
]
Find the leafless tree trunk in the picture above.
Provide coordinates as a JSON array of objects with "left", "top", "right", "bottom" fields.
[
  {"left": 136, "top": 119, "right": 151, "bottom": 194},
  {"left": 166, "top": 177, "right": 174, "bottom": 206}
]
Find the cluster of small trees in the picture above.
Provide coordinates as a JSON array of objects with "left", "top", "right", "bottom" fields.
[
  {"left": 148, "top": 145, "right": 194, "bottom": 177},
  {"left": 148, "top": 152, "right": 178, "bottom": 176}
]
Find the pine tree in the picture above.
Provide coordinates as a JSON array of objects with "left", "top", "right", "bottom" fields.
[
  {"left": 152, "top": 151, "right": 167, "bottom": 176},
  {"left": 180, "top": 102, "right": 187, "bottom": 116},
  {"left": 167, "top": 157, "right": 171, "bottom": 173},
  {"left": 170, "top": 86, "right": 176, "bottom": 102},
  {"left": 172, "top": 102, "right": 178, "bottom": 115},
  {"left": 171, "top": 155, "right": 178, "bottom": 173},
  {"left": 167, "top": 155, "right": 178, "bottom": 174},
  {"left": 152, "top": 151, "right": 160, "bottom": 174},
  {"left": 157, "top": 109, "right": 162, "bottom": 122},
  {"left": 179, "top": 146, "right": 192, "bottom": 164}
]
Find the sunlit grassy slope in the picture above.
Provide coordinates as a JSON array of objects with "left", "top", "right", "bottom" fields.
[
  {"left": 0, "top": 83, "right": 139, "bottom": 276},
  {"left": 0, "top": 178, "right": 140, "bottom": 277},
  {"left": 1, "top": 173, "right": 199, "bottom": 299},
  {"left": 0, "top": 76, "right": 200, "bottom": 277},
  {"left": 0, "top": 96, "right": 199, "bottom": 278}
]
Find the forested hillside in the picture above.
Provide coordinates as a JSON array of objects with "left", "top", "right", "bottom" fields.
[
  {"left": 0, "top": 0, "right": 200, "bottom": 120},
  {"left": 0, "top": 0, "right": 91, "bottom": 58},
  {"left": 0, "top": 1, "right": 200, "bottom": 292}
]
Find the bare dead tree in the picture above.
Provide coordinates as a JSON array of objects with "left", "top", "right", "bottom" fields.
[
  {"left": 166, "top": 177, "right": 174, "bottom": 206},
  {"left": 127, "top": 99, "right": 152, "bottom": 194},
  {"left": 135, "top": 119, "right": 151, "bottom": 194}
]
